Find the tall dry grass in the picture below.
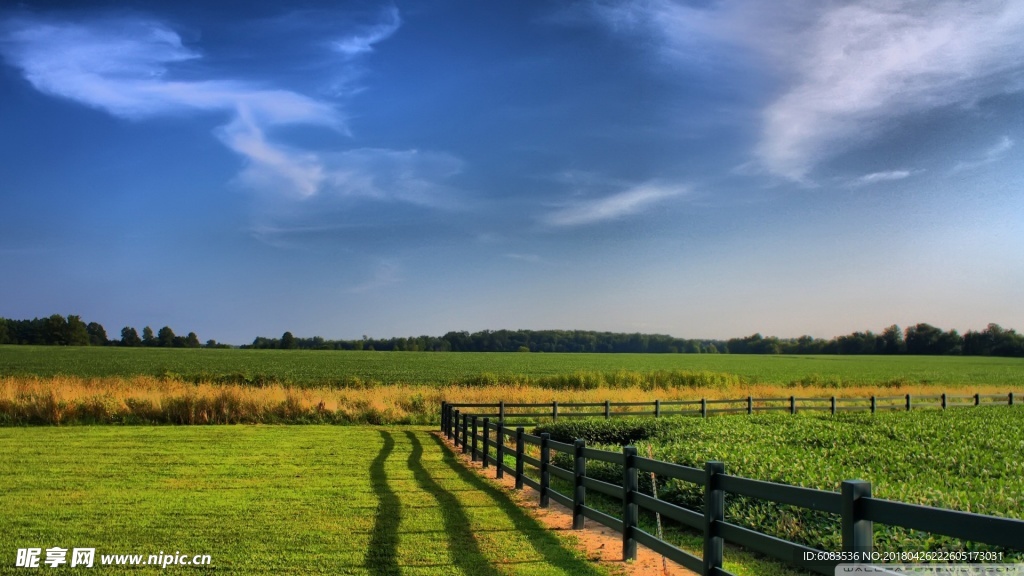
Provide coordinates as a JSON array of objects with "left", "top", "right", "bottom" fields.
[{"left": 0, "top": 375, "right": 1019, "bottom": 426}]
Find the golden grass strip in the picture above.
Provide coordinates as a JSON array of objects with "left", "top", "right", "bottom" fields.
[{"left": 0, "top": 376, "right": 1018, "bottom": 426}]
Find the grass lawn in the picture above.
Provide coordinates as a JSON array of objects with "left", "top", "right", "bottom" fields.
[{"left": 1, "top": 426, "right": 614, "bottom": 575}]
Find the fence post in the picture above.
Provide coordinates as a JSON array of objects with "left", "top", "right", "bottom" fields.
[
  {"left": 482, "top": 417, "right": 490, "bottom": 468},
  {"left": 496, "top": 421, "right": 505, "bottom": 479},
  {"left": 622, "top": 445, "right": 638, "bottom": 562},
  {"left": 452, "top": 410, "right": 460, "bottom": 446},
  {"left": 701, "top": 398, "right": 707, "bottom": 418},
  {"left": 605, "top": 400, "right": 611, "bottom": 419},
  {"left": 515, "top": 427, "right": 525, "bottom": 489},
  {"left": 790, "top": 395, "right": 796, "bottom": 415},
  {"left": 871, "top": 396, "right": 876, "bottom": 414},
  {"left": 471, "top": 416, "right": 478, "bottom": 460},
  {"left": 747, "top": 395, "right": 753, "bottom": 415},
  {"left": 841, "top": 480, "right": 873, "bottom": 556},
  {"left": 831, "top": 396, "right": 836, "bottom": 416},
  {"left": 974, "top": 393, "right": 980, "bottom": 406},
  {"left": 499, "top": 400, "right": 505, "bottom": 421},
  {"left": 655, "top": 399, "right": 661, "bottom": 418},
  {"left": 552, "top": 401, "right": 558, "bottom": 422},
  {"left": 462, "top": 414, "right": 470, "bottom": 454},
  {"left": 573, "top": 439, "right": 586, "bottom": 530},
  {"left": 704, "top": 461, "right": 725, "bottom": 574},
  {"left": 906, "top": 394, "right": 912, "bottom": 412},
  {"left": 941, "top": 393, "right": 947, "bottom": 410},
  {"left": 441, "top": 401, "right": 447, "bottom": 434},
  {"left": 1011, "top": 392, "right": 1015, "bottom": 406},
  {"left": 540, "top": 433, "right": 551, "bottom": 508}
]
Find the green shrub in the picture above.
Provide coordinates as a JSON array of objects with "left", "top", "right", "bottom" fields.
[{"left": 534, "top": 416, "right": 678, "bottom": 445}]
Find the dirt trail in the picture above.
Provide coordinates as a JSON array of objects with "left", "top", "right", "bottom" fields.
[{"left": 438, "top": 433, "right": 699, "bottom": 576}]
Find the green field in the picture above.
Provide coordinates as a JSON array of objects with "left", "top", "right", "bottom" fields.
[
  {"left": 0, "top": 426, "right": 617, "bottom": 575},
  {"left": 540, "top": 406, "right": 1024, "bottom": 558},
  {"left": 2, "top": 345, "right": 1023, "bottom": 387}
]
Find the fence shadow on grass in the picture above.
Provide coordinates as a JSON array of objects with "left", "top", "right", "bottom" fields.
[
  {"left": 366, "top": 430, "right": 400, "bottom": 576},
  {"left": 417, "top": 431, "right": 609, "bottom": 576},
  {"left": 406, "top": 431, "right": 504, "bottom": 576}
]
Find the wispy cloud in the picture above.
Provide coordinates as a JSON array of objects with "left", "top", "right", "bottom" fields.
[
  {"left": 952, "top": 136, "right": 1015, "bottom": 173},
  {"left": 542, "top": 183, "right": 685, "bottom": 227},
  {"left": 584, "top": 1, "right": 1024, "bottom": 182},
  {"left": 332, "top": 5, "right": 400, "bottom": 58},
  {"left": 348, "top": 259, "right": 401, "bottom": 293},
  {"left": 0, "top": 11, "right": 458, "bottom": 205},
  {"left": 850, "top": 169, "right": 918, "bottom": 187},
  {"left": 758, "top": 2, "right": 1024, "bottom": 181},
  {"left": 0, "top": 17, "right": 341, "bottom": 123},
  {"left": 504, "top": 253, "right": 547, "bottom": 264}
]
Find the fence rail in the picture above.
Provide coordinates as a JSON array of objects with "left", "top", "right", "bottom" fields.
[
  {"left": 445, "top": 392, "right": 1017, "bottom": 423},
  {"left": 439, "top": 394, "right": 1024, "bottom": 576}
]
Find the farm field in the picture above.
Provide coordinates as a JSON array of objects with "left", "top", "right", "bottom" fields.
[
  {"left": 2, "top": 345, "right": 1024, "bottom": 388},
  {"left": 538, "top": 406, "right": 1024, "bottom": 559},
  {"left": 0, "top": 426, "right": 614, "bottom": 575}
]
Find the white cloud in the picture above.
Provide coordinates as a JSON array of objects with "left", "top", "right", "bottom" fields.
[
  {"left": 851, "top": 169, "right": 916, "bottom": 186},
  {"left": 952, "top": 136, "right": 1015, "bottom": 172},
  {"left": 332, "top": 6, "right": 401, "bottom": 58},
  {"left": 0, "top": 12, "right": 457, "bottom": 205},
  {"left": 0, "top": 18, "right": 340, "bottom": 124},
  {"left": 504, "top": 253, "right": 546, "bottom": 264},
  {"left": 543, "top": 183, "right": 685, "bottom": 227},
  {"left": 585, "top": 1, "right": 1024, "bottom": 182},
  {"left": 758, "top": 2, "right": 1024, "bottom": 181},
  {"left": 348, "top": 259, "right": 401, "bottom": 293}
]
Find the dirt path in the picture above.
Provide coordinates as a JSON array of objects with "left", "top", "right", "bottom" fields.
[{"left": 437, "top": 432, "right": 699, "bottom": 576}]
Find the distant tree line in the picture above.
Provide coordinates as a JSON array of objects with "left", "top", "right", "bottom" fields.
[
  {"left": 244, "top": 323, "right": 1024, "bottom": 357},
  {"left": 0, "top": 314, "right": 224, "bottom": 348},
  {"left": 3, "top": 315, "right": 1022, "bottom": 356}
]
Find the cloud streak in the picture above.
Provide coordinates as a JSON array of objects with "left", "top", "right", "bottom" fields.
[
  {"left": 851, "top": 169, "right": 917, "bottom": 187},
  {"left": 332, "top": 5, "right": 401, "bottom": 58},
  {"left": 758, "top": 2, "right": 1024, "bottom": 181},
  {"left": 585, "top": 1, "right": 1024, "bottom": 182},
  {"left": 952, "top": 136, "right": 1015, "bottom": 173},
  {"left": 543, "top": 183, "right": 685, "bottom": 227},
  {"left": 0, "top": 11, "right": 459, "bottom": 205}
]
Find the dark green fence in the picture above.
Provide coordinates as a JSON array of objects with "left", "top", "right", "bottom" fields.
[
  {"left": 439, "top": 394, "right": 1024, "bottom": 576},
  {"left": 445, "top": 392, "right": 1016, "bottom": 424}
]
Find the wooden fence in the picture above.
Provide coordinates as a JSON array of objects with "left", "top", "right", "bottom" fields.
[
  {"left": 439, "top": 393, "right": 1024, "bottom": 576},
  {"left": 446, "top": 391, "right": 1017, "bottom": 423}
]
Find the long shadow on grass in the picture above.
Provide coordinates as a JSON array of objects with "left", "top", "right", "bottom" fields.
[
  {"left": 365, "top": 430, "right": 400, "bottom": 576},
  {"left": 412, "top": 431, "right": 608, "bottom": 576},
  {"left": 405, "top": 431, "right": 504, "bottom": 576}
]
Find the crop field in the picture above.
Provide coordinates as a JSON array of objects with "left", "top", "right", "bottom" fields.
[
  {"left": 538, "top": 406, "right": 1024, "bottom": 559},
  {"left": 2, "top": 345, "right": 1024, "bottom": 388},
  {"left": 0, "top": 426, "right": 615, "bottom": 575}
]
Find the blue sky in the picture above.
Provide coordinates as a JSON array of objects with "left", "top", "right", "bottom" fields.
[{"left": 1, "top": 0, "right": 1022, "bottom": 344}]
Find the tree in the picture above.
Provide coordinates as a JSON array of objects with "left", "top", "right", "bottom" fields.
[
  {"left": 44, "top": 314, "right": 68, "bottom": 345},
  {"left": 881, "top": 325, "right": 904, "bottom": 354},
  {"left": 142, "top": 326, "right": 155, "bottom": 347},
  {"left": 0, "top": 319, "right": 8, "bottom": 345},
  {"left": 87, "top": 322, "right": 108, "bottom": 346},
  {"left": 905, "top": 323, "right": 942, "bottom": 355},
  {"left": 185, "top": 332, "right": 200, "bottom": 348},
  {"left": 121, "top": 326, "right": 142, "bottom": 347},
  {"left": 64, "top": 315, "right": 90, "bottom": 346},
  {"left": 157, "top": 326, "right": 176, "bottom": 347},
  {"left": 281, "top": 331, "right": 297, "bottom": 350}
]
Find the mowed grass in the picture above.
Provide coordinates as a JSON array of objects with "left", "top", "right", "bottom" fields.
[
  {"left": 2, "top": 345, "right": 1024, "bottom": 388},
  {"left": 0, "top": 426, "right": 614, "bottom": 575}
]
